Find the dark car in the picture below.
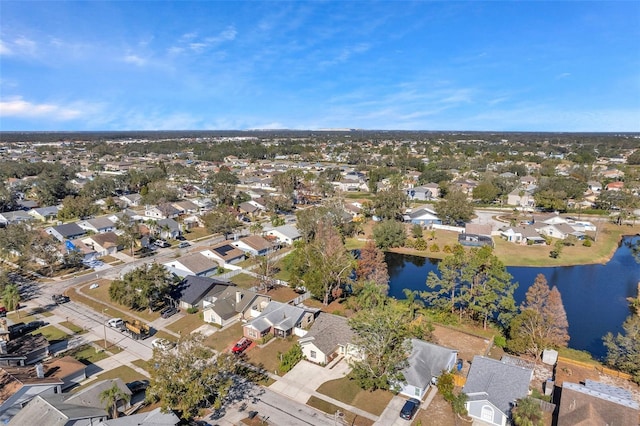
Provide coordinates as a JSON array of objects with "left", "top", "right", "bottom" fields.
[
  {"left": 126, "top": 379, "right": 150, "bottom": 393},
  {"left": 231, "top": 337, "right": 252, "bottom": 354},
  {"left": 160, "top": 305, "right": 177, "bottom": 319},
  {"left": 399, "top": 398, "right": 420, "bottom": 420},
  {"left": 52, "top": 294, "right": 70, "bottom": 304}
]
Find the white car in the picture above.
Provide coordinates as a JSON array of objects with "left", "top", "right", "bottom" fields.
[
  {"left": 107, "top": 318, "right": 124, "bottom": 329},
  {"left": 151, "top": 338, "right": 174, "bottom": 351}
]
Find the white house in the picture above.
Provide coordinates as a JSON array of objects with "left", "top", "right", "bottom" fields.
[
  {"left": 202, "top": 288, "right": 270, "bottom": 327},
  {"left": 298, "top": 313, "right": 359, "bottom": 366},
  {"left": 396, "top": 339, "right": 457, "bottom": 399},
  {"left": 264, "top": 224, "right": 301, "bottom": 246},
  {"left": 163, "top": 253, "right": 219, "bottom": 277}
]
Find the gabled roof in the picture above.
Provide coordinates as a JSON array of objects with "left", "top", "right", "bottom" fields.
[
  {"left": 559, "top": 380, "right": 639, "bottom": 426},
  {"left": 209, "top": 242, "right": 245, "bottom": 262},
  {"left": 50, "top": 223, "right": 85, "bottom": 238},
  {"left": 64, "top": 378, "right": 131, "bottom": 408},
  {"left": 246, "top": 301, "right": 317, "bottom": 333},
  {"left": 237, "top": 235, "right": 273, "bottom": 252},
  {"left": 171, "top": 275, "right": 232, "bottom": 306},
  {"left": 157, "top": 218, "right": 180, "bottom": 231},
  {"left": 7, "top": 394, "right": 106, "bottom": 426},
  {"left": 205, "top": 288, "right": 267, "bottom": 320},
  {"left": 462, "top": 356, "right": 532, "bottom": 414},
  {"left": 268, "top": 224, "right": 301, "bottom": 240},
  {"left": 97, "top": 407, "right": 180, "bottom": 425},
  {"left": 403, "top": 339, "right": 457, "bottom": 389},
  {"left": 166, "top": 253, "right": 219, "bottom": 275},
  {"left": 82, "top": 217, "right": 116, "bottom": 230},
  {"left": 298, "top": 313, "right": 355, "bottom": 355},
  {"left": 84, "top": 232, "right": 119, "bottom": 248}
]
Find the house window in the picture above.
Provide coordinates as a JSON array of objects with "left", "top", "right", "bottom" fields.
[
  {"left": 414, "top": 387, "right": 421, "bottom": 397},
  {"left": 481, "top": 405, "right": 494, "bottom": 422},
  {"left": 310, "top": 350, "right": 316, "bottom": 359}
]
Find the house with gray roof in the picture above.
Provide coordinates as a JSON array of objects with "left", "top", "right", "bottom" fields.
[
  {"left": 462, "top": 356, "right": 533, "bottom": 426},
  {"left": 0, "top": 210, "right": 33, "bottom": 227},
  {"left": 243, "top": 301, "right": 318, "bottom": 340},
  {"left": 499, "top": 225, "right": 545, "bottom": 245},
  {"left": 558, "top": 379, "right": 640, "bottom": 426},
  {"left": 396, "top": 339, "right": 457, "bottom": 399},
  {"left": 170, "top": 275, "right": 232, "bottom": 310},
  {"left": 202, "top": 287, "right": 270, "bottom": 327},
  {"left": 163, "top": 253, "right": 219, "bottom": 278},
  {"left": 28, "top": 206, "right": 61, "bottom": 222},
  {"left": 403, "top": 206, "right": 442, "bottom": 226},
  {"left": 95, "top": 407, "right": 180, "bottom": 425},
  {"left": 298, "top": 313, "right": 358, "bottom": 366},
  {"left": 264, "top": 224, "right": 301, "bottom": 246},
  {"left": 77, "top": 217, "right": 116, "bottom": 234},
  {"left": 156, "top": 218, "right": 182, "bottom": 240},
  {"left": 538, "top": 223, "right": 581, "bottom": 240},
  {"left": 45, "top": 223, "right": 86, "bottom": 242}
]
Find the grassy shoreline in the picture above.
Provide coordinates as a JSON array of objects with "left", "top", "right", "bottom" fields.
[{"left": 346, "top": 222, "right": 640, "bottom": 267}]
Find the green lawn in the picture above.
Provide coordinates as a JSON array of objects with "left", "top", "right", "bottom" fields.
[
  {"left": 245, "top": 337, "right": 298, "bottom": 375},
  {"left": 229, "top": 273, "right": 259, "bottom": 289},
  {"left": 72, "top": 365, "right": 145, "bottom": 392},
  {"left": 66, "top": 343, "right": 110, "bottom": 364},
  {"left": 74, "top": 281, "right": 160, "bottom": 323},
  {"left": 165, "top": 313, "right": 204, "bottom": 335},
  {"left": 306, "top": 396, "right": 374, "bottom": 426},
  {"left": 316, "top": 377, "right": 393, "bottom": 416},
  {"left": 59, "top": 321, "right": 86, "bottom": 334},
  {"left": 36, "top": 325, "right": 71, "bottom": 342},
  {"left": 204, "top": 322, "right": 243, "bottom": 352}
]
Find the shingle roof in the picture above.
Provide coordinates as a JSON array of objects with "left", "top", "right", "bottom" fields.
[
  {"left": 403, "top": 339, "right": 457, "bottom": 389},
  {"left": 298, "top": 313, "right": 355, "bottom": 355},
  {"left": 52, "top": 223, "right": 85, "bottom": 238},
  {"left": 462, "top": 356, "right": 532, "bottom": 414},
  {"left": 170, "top": 253, "right": 219, "bottom": 275},
  {"left": 172, "top": 275, "right": 231, "bottom": 306}
]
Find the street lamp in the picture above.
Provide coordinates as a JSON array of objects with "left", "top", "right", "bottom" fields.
[{"left": 102, "top": 308, "right": 108, "bottom": 349}]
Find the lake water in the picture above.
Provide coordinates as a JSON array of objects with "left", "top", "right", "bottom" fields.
[{"left": 386, "top": 236, "right": 640, "bottom": 359}]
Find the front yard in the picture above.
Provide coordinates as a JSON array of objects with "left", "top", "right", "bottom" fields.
[
  {"left": 245, "top": 337, "right": 298, "bottom": 375},
  {"left": 315, "top": 376, "right": 393, "bottom": 416}
]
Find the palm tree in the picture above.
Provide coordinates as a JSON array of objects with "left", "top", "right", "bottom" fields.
[
  {"left": 2, "top": 284, "right": 21, "bottom": 318},
  {"left": 512, "top": 397, "right": 544, "bottom": 426},
  {"left": 99, "top": 382, "right": 131, "bottom": 419}
]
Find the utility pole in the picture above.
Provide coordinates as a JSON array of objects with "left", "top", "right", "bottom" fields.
[{"left": 102, "top": 308, "right": 108, "bottom": 349}]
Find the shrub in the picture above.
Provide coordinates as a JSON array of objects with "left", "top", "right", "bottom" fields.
[
  {"left": 583, "top": 238, "right": 592, "bottom": 247},
  {"left": 279, "top": 344, "right": 303, "bottom": 373},
  {"left": 414, "top": 237, "right": 428, "bottom": 251},
  {"left": 429, "top": 243, "right": 440, "bottom": 253},
  {"left": 443, "top": 245, "right": 452, "bottom": 253},
  {"left": 186, "top": 307, "right": 198, "bottom": 314},
  {"left": 493, "top": 335, "right": 506, "bottom": 348}
]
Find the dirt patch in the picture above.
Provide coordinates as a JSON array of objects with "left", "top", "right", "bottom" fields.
[
  {"left": 554, "top": 358, "right": 640, "bottom": 405},
  {"left": 263, "top": 285, "right": 298, "bottom": 303},
  {"left": 431, "top": 324, "right": 493, "bottom": 376},
  {"left": 413, "top": 392, "right": 462, "bottom": 426}
]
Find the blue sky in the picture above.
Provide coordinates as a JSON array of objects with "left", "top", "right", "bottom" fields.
[{"left": 1, "top": 1, "right": 639, "bottom": 132}]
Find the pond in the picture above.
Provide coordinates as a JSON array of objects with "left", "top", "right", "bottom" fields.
[{"left": 386, "top": 236, "right": 640, "bottom": 359}]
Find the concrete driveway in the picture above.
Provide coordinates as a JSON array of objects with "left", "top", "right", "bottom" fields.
[
  {"left": 269, "top": 358, "right": 351, "bottom": 403},
  {"left": 374, "top": 395, "right": 408, "bottom": 426}
]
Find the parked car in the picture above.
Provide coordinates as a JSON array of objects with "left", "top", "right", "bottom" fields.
[
  {"left": 399, "top": 398, "right": 420, "bottom": 420},
  {"left": 89, "top": 283, "right": 99, "bottom": 289},
  {"left": 107, "top": 318, "right": 125, "bottom": 329},
  {"left": 151, "top": 338, "right": 174, "bottom": 351},
  {"left": 232, "top": 337, "right": 252, "bottom": 354},
  {"left": 178, "top": 241, "right": 190, "bottom": 248},
  {"left": 126, "top": 379, "right": 150, "bottom": 393},
  {"left": 52, "top": 294, "right": 70, "bottom": 304},
  {"left": 154, "top": 240, "right": 170, "bottom": 248},
  {"left": 160, "top": 305, "right": 177, "bottom": 319}
]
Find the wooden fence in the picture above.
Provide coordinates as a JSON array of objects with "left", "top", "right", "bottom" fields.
[{"left": 557, "top": 356, "right": 632, "bottom": 381}]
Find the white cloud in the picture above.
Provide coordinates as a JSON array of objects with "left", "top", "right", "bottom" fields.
[
  {"left": 0, "top": 97, "right": 84, "bottom": 120},
  {"left": 123, "top": 54, "right": 147, "bottom": 66},
  {"left": 0, "top": 40, "right": 12, "bottom": 55},
  {"left": 13, "top": 36, "right": 37, "bottom": 55}
]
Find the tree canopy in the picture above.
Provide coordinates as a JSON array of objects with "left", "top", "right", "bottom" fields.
[
  {"left": 434, "top": 188, "right": 474, "bottom": 225},
  {"left": 109, "top": 263, "right": 174, "bottom": 311}
]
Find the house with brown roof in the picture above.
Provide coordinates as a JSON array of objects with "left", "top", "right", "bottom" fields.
[
  {"left": 202, "top": 288, "right": 270, "bottom": 327},
  {"left": 558, "top": 380, "right": 639, "bottom": 426},
  {"left": 201, "top": 243, "right": 246, "bottom": 265},
  {"left": 81, "top": 232, "right": 119, "bottom": 256},
  {"left": 231, "top": 235, "right": 274, "bottom": 257}
]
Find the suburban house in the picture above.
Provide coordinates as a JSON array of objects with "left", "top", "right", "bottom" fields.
[
  {"left": 201, "top": 243, "right": 246, "bottom": 265},
  {"left": 499, "top": 225, "right": 545, "bottom": 245},
  {"left": 298, "top": 313, "right": 359, "bottom": 366},
  {"left": 396, "top": 339, "right": 457, "bottom": 399},
  {"left": 462, "top": 356, "right": 533, "bottom": 426},
  {"left": 27, "top": 206, "right": 60, "bottom": 222},
  {"left": 0, "top": 333, "right": 50, "bottom": 367},
  {"left": 507, "top": 188, "right": 536, "bottom": 210},
  {"left": 558, "top": 380, "right": 640, "bottom": 426},
  {"left": 238, "top": 201, "right": 262, "bottom": 216},
  {"left": 465, "top": 223, "right": 493, "bottom": 236},
  {"left": 171, "top": 200, "right": 199, "bottom": 215},
  {"left": 96, "top": 407, "right": 180, "bottom": 425},
  {"left": 81, "top": 232, "right": 119, "bottom": 257},
  {"left": 108, "top": 209, "right": 143, "bottom": 224},
  {"left": 119, "top": 193, "right": 142, "bottom": 207},
  {"left": 7, "top": 378, "right": 131, "bottom": 426},
  {"left": 243, "top": 301, "right": 318, "bottom": 340},
  {"left": 170, "top": 275, "right": 232, "bottom": 310},
  {"left": 77, "top": 217, "right": 117, "bottom": 234},
  {"left": 0, "top": 211, "right": 33, "bottom": 227},
  {"left": 45, "top": 223, "right": 86, "bottom": 242},
  {"left": 155, "top": 218, "right": 182, "bottom": 240},
  {"left": 406, "top": 186, "right": 435, "bottom": 201},
  {"left": 65, "top": 239, "right": 99, "bottom": 264},
  {"left": 231, "top": 235, "right": 274, "bottom": 257},
  {"left": 0, "top": 357, "right": 86, "bottom": 423},
  {"left": 145, "top": 203, "right": 180, "bottom": 220},
  {"left": 202, "top": 288, "right": 271, "bottom": 327},
  {"left": 163, "top": 253, "right": 220, "bottom": 278},
  {"left": 264, "top": 224, "right": 301, "bottom": 246},
  {"left": 538, "top": 223, "right": 581, "bottom": 240},
  {"left": 404, "top": 206, "right": 441, "bottom": 226}
]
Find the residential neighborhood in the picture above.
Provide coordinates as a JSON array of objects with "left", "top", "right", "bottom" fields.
[{"left": 0, "top": 130, "right": 639, "bottom": 426}]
